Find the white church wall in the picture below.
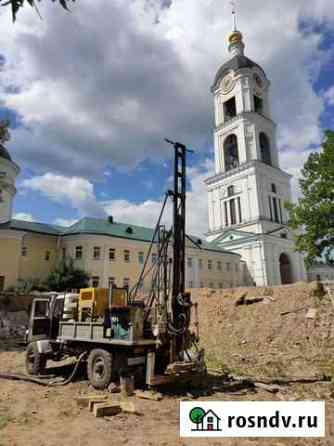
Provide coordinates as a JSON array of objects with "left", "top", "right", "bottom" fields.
[{"left": 0, "top": 157, "right": 20, "bottom": 225}]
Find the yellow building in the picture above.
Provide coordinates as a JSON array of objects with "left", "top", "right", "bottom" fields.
[{"left": 0, "top": 145, "right": 247, "bottom": 292}]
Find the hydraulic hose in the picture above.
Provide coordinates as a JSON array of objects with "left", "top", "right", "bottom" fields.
[{"left": 0, "top": 351, "right": 87, "bottom": 387}]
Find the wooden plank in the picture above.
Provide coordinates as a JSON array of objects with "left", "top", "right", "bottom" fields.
[
  {"left": 89, "top": 398, "right": 110, "bottom": 412},
  {"left": 145, "top": 351, "right": 155, "bottom": 386},
  {"left": 76, "top": 395, "right": 108, "bottom": 408},
  {"left": 93, "top": 402, "right": 121, "bottom": 417},
  {"left": 120, "top": 401, "right": 138, "bottom": 414},
  {"left": 135, "top": 390, "right": 163, "bottom": 401}
]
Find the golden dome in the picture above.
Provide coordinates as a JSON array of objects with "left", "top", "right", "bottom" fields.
[{"left": 228, "top": 31, "right": 243, "bottom": 45}]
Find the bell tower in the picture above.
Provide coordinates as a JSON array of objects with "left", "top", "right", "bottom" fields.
[
  {"left": 0, "top": 137, "right": 20, "bottom": 224},
  {"left": 212, "top": 30, "right": 279, "bottom": 176},
  {"left": 205, "top": 27, "right": 306, "bottom": 286}
]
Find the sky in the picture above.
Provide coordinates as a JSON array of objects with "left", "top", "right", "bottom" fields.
[{"left": 0, "top": 0, "right": 334, "bottom": 236}]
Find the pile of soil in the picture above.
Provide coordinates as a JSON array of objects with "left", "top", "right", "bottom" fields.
[
  {"left": 192, "top": 282, "right": 334, "bottom": 378},
  {"left": 0, "top": 294, "right": 33, "bottom": 339}
]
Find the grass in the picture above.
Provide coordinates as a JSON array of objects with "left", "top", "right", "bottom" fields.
[
  {"left": 0, "top": 414, "right": 13, "bottom": 430},
  {"left": 205, "top": 352, "right": 237, "bottom": 376}
]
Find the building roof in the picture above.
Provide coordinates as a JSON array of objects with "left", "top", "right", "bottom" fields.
[
  {"left": 0, "top": 216, "right": 239, "bottom": 256},
  {"left": 63, "top": 217, "right": 239, "bottom": 255},
  {"left": 0, "top": 219, "right": 63, "bottom": 235},
  {"left": 63, "top": 217, "right": 155, "bottom": 241},
  {"left": 211, "top": 55, "right": 266, "bottom": 91},
  {"left": 0, "top": 144, "right": 12, "bottom": 162}
]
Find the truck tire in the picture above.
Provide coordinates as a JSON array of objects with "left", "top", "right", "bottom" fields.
[
  {"left": 87, "top": 349, "right": 113, "bottom": 390},
  {"left": 25, "top": 342, "right": 47, "bottom": 376}
]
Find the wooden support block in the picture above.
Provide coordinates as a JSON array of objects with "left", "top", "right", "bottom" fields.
[
  {"left": 120, "top": 400, "right": 137, "bottom": 414},
  {"left": 76, "top": 395, "right": 108, "bottom": 408},
  {"left": 93, "top": 402, "right": 121, "bottom": 418},
  {"left": 89, "top": 398, "right": 111, "bottom": 412},
  {"left": 254, "top": 382, "right": 281, "bottom": 394},
  {"left": 135, "top": 390, "right": 163, "bottom": 401}
]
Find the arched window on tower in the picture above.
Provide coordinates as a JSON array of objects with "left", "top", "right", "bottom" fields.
[
  {"left": 224, "top": 134, "right": 239, "bottom": 171},
  {"left": 259, "top": 132, "right": 272, "bottom": 166}
]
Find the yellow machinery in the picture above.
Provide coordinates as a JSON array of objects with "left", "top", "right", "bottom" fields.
[
  {"left": 79, "top": 288, "right": 109, "bottom": 321},
  {"left": 78, "top": 287, "right": 129, "bottom": 321}
]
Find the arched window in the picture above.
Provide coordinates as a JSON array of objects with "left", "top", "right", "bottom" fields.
[
  {"left": 279, "top": 253, "right": 293, "bottom": 284},
  {"left": 259, "top": 132, "right": 272, "bottom": 165},
  {"left": 224, "top": 134, "right": 239, "bottom": 171}
]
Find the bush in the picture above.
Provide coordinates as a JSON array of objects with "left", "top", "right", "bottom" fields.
[{"left": 46, "top": 257, "right": 90, "bottom": 292}]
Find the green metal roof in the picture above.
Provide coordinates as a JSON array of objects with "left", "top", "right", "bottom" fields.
[
  {"left": 63, "top": 217, "right": 239, "bottom": 256},
  {"left": 63, "top": 217, "right": 155, "bottom": 242},
  {"left": 1, "top": 217, "right": 239, "bottom": 256},
  {"left": 0, "top": 219, "right": 63, "bottom": 235}
]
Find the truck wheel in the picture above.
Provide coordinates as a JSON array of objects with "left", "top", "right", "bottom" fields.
[
  {"left": 25, "top": 342, "right": 47, "bottom": 375},
  {"left": 87, "top": 349, "right": 113, "bottom": 390}
]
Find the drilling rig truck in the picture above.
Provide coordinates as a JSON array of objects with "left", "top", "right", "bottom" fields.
[{"left": 25, "top": 141, "right": 205, "bottom": 390}]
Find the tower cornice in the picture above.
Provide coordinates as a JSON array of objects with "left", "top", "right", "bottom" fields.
[
  {"left": 214, "top": 111, "right": 277, "bottom": 133},
  {"left": 205, "top": 160, "right": 292, "bottom": 186}
]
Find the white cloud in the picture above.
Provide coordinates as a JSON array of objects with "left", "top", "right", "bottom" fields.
[
  {"left": 0, "top": 0, "right": 332, "bottom": 178},
  {"left": 54, "top": 218, "right": 78, "bottom": 227},
  {"left": 103, "top": 160, "right": 212, "bottom": 236},
  {"left": 280, "top": 148, "right": 315, "bottom": 200},
  {"left": 13, "top": 212, "right": 35, "bottom": 222},
  {"left": 103, "top": 198, "right": 170, "bottom": 230},
  {"left": 18, "top": 162, "right": 210, "bottom": 235},
  {"left": 22, "top": 173, "right": 105, "bottom": 218},
  {"left": 324, "top": 86, "right": 334, "bottom": 106},
  {"left": 2, "top": 0, "right": 334, "bottom": 234}
]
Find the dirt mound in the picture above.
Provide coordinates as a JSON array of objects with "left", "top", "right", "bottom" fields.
[
  {"left": 192, "top": 282, "right": 334, "bottom": 378},
  {"left": 0, "top": 294, "right": 32, "bottom": 339}
]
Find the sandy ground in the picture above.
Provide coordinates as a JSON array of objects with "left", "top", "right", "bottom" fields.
[
  {"left": 1, "top": 283, "right": 334, "bottom": 445},
  {"left": 0, "top": 346, "right": 333, "bottom": 446}
]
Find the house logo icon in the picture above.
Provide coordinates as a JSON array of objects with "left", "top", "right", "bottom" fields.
[{"left": 189, "top": 407, "right": 222, "bottom": 432}]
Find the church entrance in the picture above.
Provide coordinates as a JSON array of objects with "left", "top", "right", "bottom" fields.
[{"left": 279, "top": 253, "right": 293, "bottom": 284}]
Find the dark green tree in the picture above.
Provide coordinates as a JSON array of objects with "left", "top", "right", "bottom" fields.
[
  {"left": 0, "top": 119, "right": 10, "bottom": 145},
  {"left": 0, "top": 0, "right": 74, "bottom": 22},
  {"left": 46, "top": 257, "right": 89, "bottom": 291},
  {"left": 287, "top": 130, "right": 334, "bottom": 268}
]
